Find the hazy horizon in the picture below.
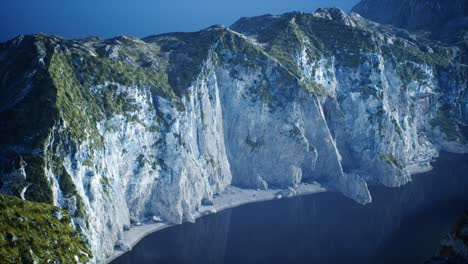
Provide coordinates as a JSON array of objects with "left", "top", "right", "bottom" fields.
[{"left": 0, "top": 0, "right": 359, "bottom": 42}]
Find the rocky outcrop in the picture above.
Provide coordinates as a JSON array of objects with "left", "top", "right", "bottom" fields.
[
  {"left": 351, "top": 0, "right": 468, "bottom": 40},
  {"left": 0, "top": 8, "right": 466, "bottom": 262},
  {"left": 427, "top": 213, "right": 468, "bottom": 263}
]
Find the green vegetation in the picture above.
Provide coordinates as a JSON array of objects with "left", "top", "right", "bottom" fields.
[
  {"left": 380, "top": 153, "right": 404, "bottom": 170},
  {"left": 217, "top": 30, "right": 317, "bottom": 109},
  {"left": 148, "top": 125, "right": 160, "bottom": 133},
  {"left": 47, "top": 155, "right": 86, "bottom": 218},
  {"left": 430, "top": 106, "right": 466, "bottom": 143},
  {"left": 0, "top": 12, "right": 464, "bottom": 235},
  {"left": 0, "top": 194, "right": 92, "bottom": 263},
  {"left": 99, "top": 84, "right": 139, "bottom": 118},
  {"left": 49, "top": 52, "right": 103, "bottom": 146},
  {"left": 147, "top": 29, "right": 222, "bottom": 95},
  {"left": 58, "top": 172, "right": 86, "bottom": 218},
  {"left": 391, "top": 117, "right": 404, "bottom": 139},
  {"left": 301, "top": 79, "right": 329, "bottom": 96},
  {"left": 383, "top": 39, "right": 452, "bottom": 69},
  {"left": 100, "top": 177, "right": 111, "bottom": 197},
  {"left": 1, "top": 155, "right": 53, "bottom": 205},
  {"left": 82, "top": 159, "right": 94, "bottom": 167},
  {"left": 73, "top": 53, "right": 175, "bottom": 99},
  {"left": 58, "top": 168, "right": 76, "bottom": 199},
  {"left": 260, "top": 18, "right": 306, "bottom": 74},
  {"left": 229, "top": 13, "right": 378, "bottom": 101},
  {"left": 21, "top": 155, "right": 54, "bottom": 204},
  {"left": 397, "top": 62, "right": 429, "bottom": 85},
  {"left": 0, "top": 38, "right": 60, "bottom": 204},
  {"left": 231, "top": 12, "right": 457, "bottom": 101},
  {"left": 217, "top": 29, "right": 267, "bottom": 71},
  {"left": 295, "top": 14, "right": 375, "bottom": 67},
  {"left": 239, "top": 13, "right": 375, "bottom": 69}
]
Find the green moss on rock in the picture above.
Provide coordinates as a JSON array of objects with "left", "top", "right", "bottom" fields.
[
  {"left": 49, "top": 52, "right": 104, "bottom": 147},
  {"left": 12, "top": 155, "right": 53, "bottom": 204},
  {"left": 380, "top": 153, "right": 404, "bottom": 170},
  {"left": 46, "top": 154, "right": 87, "bottom": 218},
  {"left": 301, "top": 79, "right": 329, "bottom": 96},
  {"left": 0, "top": 194, "right": 92, "bottom": 263}
]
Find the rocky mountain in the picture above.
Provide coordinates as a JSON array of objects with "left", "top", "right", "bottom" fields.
[
  {"left": 0, "top": 7, "right": 467, "bottom": 263},
  {"left": 351, "top": 0, "right": 468, "bottom": 40}
]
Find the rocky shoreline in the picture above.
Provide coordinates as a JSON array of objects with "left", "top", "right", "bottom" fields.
[
  {"left": 106, "top": 183, "right": 326, "bottom": 263},
  {"left": 107, "top": 160, "right": 436, "bottom": 264}
]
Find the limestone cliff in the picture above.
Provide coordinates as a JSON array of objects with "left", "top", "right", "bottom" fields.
[{"left": 0, "top": 8, "right": 466, "bottom": 262}]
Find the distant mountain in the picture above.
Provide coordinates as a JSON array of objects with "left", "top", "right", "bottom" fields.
[{"left": 351, "top": 0, "right": 468, "bottom": 39}]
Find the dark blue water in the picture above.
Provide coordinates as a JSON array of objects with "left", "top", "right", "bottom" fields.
[{"left": 112, "top": 153, "right": 468, "bottom": 264}]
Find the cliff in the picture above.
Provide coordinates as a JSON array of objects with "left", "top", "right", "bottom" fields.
[{"left": 0, "top": 7, "right": 466, "bottom": 262}]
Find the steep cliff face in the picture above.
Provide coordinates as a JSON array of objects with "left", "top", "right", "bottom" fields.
[{"left": 0, "top": 8, "right": 466, "bottom": 262}]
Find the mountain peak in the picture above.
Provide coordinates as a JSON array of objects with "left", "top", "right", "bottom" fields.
[
  {"left": 312, "top": 7, "right": 356, "bottom": 26},
  {"left": 202, "top": 24, "right": 226, "bottom": 32},
  {"left": 313, "top": 7, "right": 346, "bottom": 17}
]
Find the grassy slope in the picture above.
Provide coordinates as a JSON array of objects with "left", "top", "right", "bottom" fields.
[{"left": 0, "top": 194, "right": 92, "bottom": 263}]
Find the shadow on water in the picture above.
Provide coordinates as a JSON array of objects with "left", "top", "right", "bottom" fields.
[{"left": 112, "top": 152, "right": 468, "bottom": 264}]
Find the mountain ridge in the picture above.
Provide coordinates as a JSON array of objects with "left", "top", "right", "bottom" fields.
[
  {"left": 0, "top": 7, "right": 467, "bottom": 263},
  {"left": 351, "top": 0, "right": 468, "bottom": 40}
]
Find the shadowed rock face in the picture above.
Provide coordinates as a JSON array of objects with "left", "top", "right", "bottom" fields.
[
  {"left": 351, "top": 0, "right": 468, "bottom": 38},
  {"left": 0, "top": 7, "right": 466, "bottom": 262}
]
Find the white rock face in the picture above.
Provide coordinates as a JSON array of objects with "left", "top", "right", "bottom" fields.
[
  {"left": 39, "top": 36, "right": 465, "bottom": 262},
  {"left": 0, "top": 9, "right": 466, "bottom": 264},
  {"left": 41, "top": 51, "right": 377, "bottom": 261},
  {"left": 44, "top": 77, "right": 235, "bottom": 261}
]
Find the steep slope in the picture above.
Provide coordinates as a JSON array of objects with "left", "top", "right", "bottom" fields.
[
  {"left": 0, "top": 194, "right": 92, "bottom": 263},
  {"left": 0, "top": 8, "right": 466, "bottom": 263},
  {"left": 231, "top": 8, "right": 467, "bottom": 180},
  {"left": 351, "top": 0, "right": 468, "bottom": 40}
]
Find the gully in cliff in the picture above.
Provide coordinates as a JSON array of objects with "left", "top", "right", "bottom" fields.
[{"left": 0, "top": 0, "right": 467, "bottom": 263}]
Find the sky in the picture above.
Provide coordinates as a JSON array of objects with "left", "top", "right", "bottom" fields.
[{"left": 0, "top": 0, "right": 360, "bottom": 42}]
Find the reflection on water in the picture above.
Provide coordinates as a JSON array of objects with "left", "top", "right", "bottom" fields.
[{"left": 113, "top": 153, "right": 468, "bottom": 264}]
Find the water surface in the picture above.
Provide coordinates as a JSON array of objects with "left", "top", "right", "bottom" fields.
[{"left": 113, "top": 153, "right": 468, "bottom": 264}]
